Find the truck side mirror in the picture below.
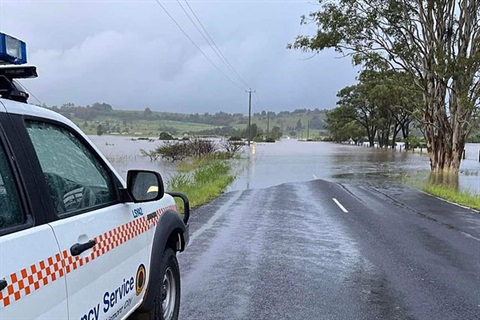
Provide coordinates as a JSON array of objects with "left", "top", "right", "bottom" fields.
[{"left": 126, "top": 170, "right": 165, "bottom": 203}]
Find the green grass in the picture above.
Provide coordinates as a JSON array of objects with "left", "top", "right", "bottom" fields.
[
  {"left": 423, "top": 184, "right": 480, "bottom": 210},
  {"left": 176, "top": 153, "right": 239, "bottom": 173},
  {"left": 70, "top": 109, "right": 329, "bottom": 137},
  {"left": 73, "top": 118, "right": 219, "bottom": 136},
  {"left": 403, "top": 172, "right": 480, "bottom": 211},
  {"left": 167, "top": 159, "right": 235, "bottom": 209}
]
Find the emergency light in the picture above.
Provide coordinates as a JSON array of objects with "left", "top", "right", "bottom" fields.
[{"left": 0, "top": 33, "right": 27, "bottom": 65}]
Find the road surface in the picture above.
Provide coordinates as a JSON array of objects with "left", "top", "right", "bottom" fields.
[{"left": 179, "top": 179, "right": 480, "bottom": 320}]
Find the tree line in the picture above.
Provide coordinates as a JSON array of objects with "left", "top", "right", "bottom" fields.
[
  {"left": 290, "top": 0, "right": 480, "bottom": 174},
  {"left": 325, "top": 66, "right": 423, "bottom": 149}
]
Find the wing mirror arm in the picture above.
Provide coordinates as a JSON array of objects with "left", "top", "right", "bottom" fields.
[{"left": 119, "top": 188, "right": 133, "bottom": 203}]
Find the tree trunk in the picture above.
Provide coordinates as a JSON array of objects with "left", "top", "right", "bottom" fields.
[
  {"left": 402, "top": 123, "right": 410, "bottom": 150},
  {"left": 367, "top": 127, "right": 375, "bottom": 147},
  {"left": 377, "top": 131, "right": 383, "bottom": 148},
  {"left": 391, "top": 122, "right": 400, "bottom": 149},
  {"left": 428, "top": 171, "right": 459, "bottom": 191},
  {"left": 423, "top": 71, "right": 461, "bottom": 173}
]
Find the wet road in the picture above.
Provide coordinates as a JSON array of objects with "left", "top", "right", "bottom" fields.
[
  {"left": 178, "top": 142, "right": 480, "bottom": 320},
  {"left": 179, "top": 180, "right": 479, "bottom": 320},
  {"left": 88, "top": 137, "right": 480, "bottom": 319}
]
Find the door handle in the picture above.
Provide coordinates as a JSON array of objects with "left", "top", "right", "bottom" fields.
[
  {"left": 70, "top": 239, "right": 96, "bottom": 256},
  {"left": 0, "top": 279, "right": 7, "bottom": 291}
]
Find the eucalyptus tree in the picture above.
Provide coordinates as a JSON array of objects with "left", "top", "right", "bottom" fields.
[
  {"left": 325, "top": 103, "right": 367, "bottom": 143},
  {"left": 289, "top": 0, "right": 480, "bottom": 173}
]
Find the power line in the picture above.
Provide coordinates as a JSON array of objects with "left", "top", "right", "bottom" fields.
[
  {"left": 181, "top": 0, "right": 250, "bottom": 88},
  {"left": 254, "top": 91, "right": 262, "bottom": 109},
  {"left": 153, "top": 0, "right": 246, "bottom": 90},
  {"left": 16, "top": 81, "right": 44, "bottom": 106}
]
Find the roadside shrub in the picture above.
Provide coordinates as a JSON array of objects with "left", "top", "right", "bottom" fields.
[
  {"left": 159, "top": 132, "right": 174, "bottom": 140},
  {"left": 140, "top": 148, "right": 160, "bottom": 161},
  {"left": 220, "top": 139, "right": 245, "bottom": 153},
  {"left": 189, "top": 138, "right": 217, "bottom": 158},
  {"left": 213, "top": 152, "right": 236, "bottom": 160},
  {"left": 141, "top": 138, "right": 232, "bottom": 163},
  {"left": 167, "top": 173, "right": 191, "bottom": 190},
  {"left": 156, "top": 141, "right": 191, "bottom": 162},
  {"left": 194, "top": 162, "right": 230, "bottom": 184}
]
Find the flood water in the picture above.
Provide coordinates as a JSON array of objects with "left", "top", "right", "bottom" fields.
[
  {"left": 88, "top": 135, "right": 178, "bottom": 180},
  {"left": 88, "top": 136, "right": 480, "bottom": 194}
]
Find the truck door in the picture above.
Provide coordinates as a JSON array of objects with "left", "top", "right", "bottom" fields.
[
  {"left": 0, "top": 112, "right": 68, "bottom": 319},
  {"left": 23, "top": 119, "right": 150, "bottom": 320}
]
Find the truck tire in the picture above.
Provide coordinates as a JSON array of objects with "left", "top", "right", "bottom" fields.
[{"left": 134, "top": 248, "right": 180, "bottom": 320}]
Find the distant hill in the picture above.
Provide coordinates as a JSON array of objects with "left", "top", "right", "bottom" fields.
[{"left": 45, "top": 103, "right": 329, "bottom": 138}]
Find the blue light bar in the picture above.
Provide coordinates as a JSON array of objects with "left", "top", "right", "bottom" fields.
[{"left": 0, "top": 33, "right": 27, "bottom": 65}]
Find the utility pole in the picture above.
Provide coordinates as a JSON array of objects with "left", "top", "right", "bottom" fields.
[
  {"left": 246, "top": 88, "right": 255, "bottom": 146},
  {"left": 267, "top": 112, "right": 270, "bottom": 136},
  {"left": 307, "top": 118, "right": 310, "bottom": 141}
]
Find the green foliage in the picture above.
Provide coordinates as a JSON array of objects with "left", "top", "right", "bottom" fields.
[
  {"left": 96, "top": 124, "right": 103, "bottom": 136},
  {"left": 53, "top": 103, "right": 329, "bottom": 138},
  {"left": 139, "top": 149, "right": 160, "bottom": 161},
  {"left": 325, "top": 104, "right": 364, "bottom": 142},
  {"left": 295, "top": 118, "right": 303, "bottom": 130},
  {"left": 146, "top": 138, "right": 243, "bottom": 163},
  {"left": 325, "top": 69, "right": 421, "bottom": 147},
  {"left": 269, "top": 126, "right": 283, "bottom": 140},
  {"left": 167, "top": 173, "right": 192, "bottom": 190},
  {"left": 423, "top": 185, "right": 480, "bottom": 211},
  {"left": 159, "top": 132, "right": 174, "bottom": 140},
  {"left": 156, "top": 141, "right": 191, "bottom": 162},
  {"left": 467, "top": 134, "right": 480, "bottom": 143},
  {"left": 404, "top": 172, "right": 480, "bottom": 210},
  {"left": 405, "top": 136, "right": 426, "bottom": 149},
  {"left": 91, "top": 102, "right": 113, "bottom": 112},
  {"left": 193, "top": 162, "right": 230, "bottom": 184},
  {"left": 289, "top": 0, "right": 480, "bottom": 171},
  {"left": 221, "top": 139, "right": 245, "bottom": 153},
  {"left": 143, "top": 107, "right": 153, "bottom": 118},
  {"left": 167, "top": 160, "right": 234, "bottom": 209}
]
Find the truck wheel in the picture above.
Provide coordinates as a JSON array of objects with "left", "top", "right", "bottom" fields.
[
  {"left": 156, "top": 248, "right": 181, "bottom": 320},
  {"left": 132, "top": 248, "right": 180, "bottom": 320}
]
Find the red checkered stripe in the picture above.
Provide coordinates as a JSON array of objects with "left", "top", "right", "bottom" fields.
[{"left": 0, "top": 204, "right": 177, "bottom": 308}]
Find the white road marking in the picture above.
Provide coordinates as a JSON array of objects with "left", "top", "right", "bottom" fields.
[
  {"left": 312, "top": 174, "right": 317, "bottom": 179},
  {"left": 333, "top": 198, "right": 348, "bottom": 213}
]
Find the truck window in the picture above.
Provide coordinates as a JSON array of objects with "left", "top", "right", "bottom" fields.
[
  {"left": 25, "top": 121, "right": 116, "bottom": 216},
  {"left": 0, "top": 141, "right": 25, "bottom": 229}
]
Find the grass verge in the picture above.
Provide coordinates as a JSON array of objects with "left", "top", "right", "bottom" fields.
[
  {"left": 403, "top": 172, "right": 480, "bottom": 211},
  {"left": 423, "top": 184, "right": 480, "bottom": 211},
  {"left": 176, "top": 153, "right": 240, "bottom": 173},
  {"left": 167, "top": 158, "right": 235, "bottom": 209}
]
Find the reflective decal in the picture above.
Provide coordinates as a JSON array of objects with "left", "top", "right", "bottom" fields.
[
  {"left": 135, "top": 264, "right": 146, "bottom": 296},
  {"left": 0, "top": 205, "right": 177, "bottom": 308}
]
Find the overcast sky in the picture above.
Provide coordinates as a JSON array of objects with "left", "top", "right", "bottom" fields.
[{"left": 0, "top": 0, "right": 357, "bottom": 114}]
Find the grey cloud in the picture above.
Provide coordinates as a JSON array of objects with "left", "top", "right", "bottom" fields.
[{"left": 1, "top": 0, "right": 357, "bottom": 113}]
